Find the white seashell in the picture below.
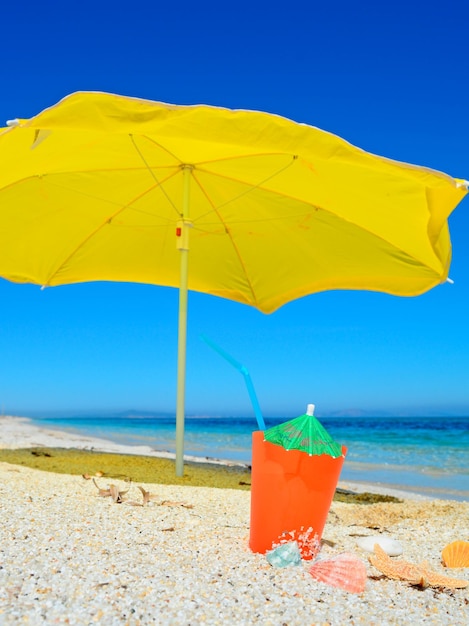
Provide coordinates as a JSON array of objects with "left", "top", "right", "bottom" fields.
[{"left": 356, "top": 535, "right": 403, "bottom": 556}]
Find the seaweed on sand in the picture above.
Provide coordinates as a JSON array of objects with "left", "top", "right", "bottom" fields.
[{"left": 0, "top": 447, "right": 401, "bottom": 503}]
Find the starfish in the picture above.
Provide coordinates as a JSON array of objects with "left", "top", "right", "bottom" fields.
[
  {"left": 369, "top": 544, "right": 468, "bottom": 589},
  {"left": 418, "top": 561, "right": 469, "bottom": 589}
]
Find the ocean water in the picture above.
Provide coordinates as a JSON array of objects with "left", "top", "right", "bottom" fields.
[{"left": 31, "top": 414, "right": 469, "bottom": 501}]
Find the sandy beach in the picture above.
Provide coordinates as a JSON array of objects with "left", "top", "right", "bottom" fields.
[{"left": 0, "top": 415, "right": 468, "bottom": 625}]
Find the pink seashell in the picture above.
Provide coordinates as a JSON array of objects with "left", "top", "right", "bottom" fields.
[{"left": 309, "top": 553, "right": 367, "bottom": 594}]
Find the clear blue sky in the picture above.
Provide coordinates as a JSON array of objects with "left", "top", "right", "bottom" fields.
[{"left": 0, "top": 0, "right": 468, "bottom": 418}]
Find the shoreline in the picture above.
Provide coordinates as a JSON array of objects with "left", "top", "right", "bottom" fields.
[
  {"left": 0, "top": 414, "right": 466, "bottom": 501},
  {"left": 0, "top": 415, "right": 468, "bottom": 623}
]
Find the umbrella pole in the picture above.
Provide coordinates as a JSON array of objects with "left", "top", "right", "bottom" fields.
[{"left": 175, "top": 165, "right": 193, "bottom": 476}]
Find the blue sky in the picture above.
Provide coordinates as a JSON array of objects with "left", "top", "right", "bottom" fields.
[{"left": 0, "top": 0, "right": 468, "bottom": 418}]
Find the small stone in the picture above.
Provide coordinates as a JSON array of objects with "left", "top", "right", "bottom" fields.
[
  {"left": 356, "top": 535, "right": 403, "bottom": 556},
  {"left": 266, "top": 541, "right": 302, "bottom": 567}
]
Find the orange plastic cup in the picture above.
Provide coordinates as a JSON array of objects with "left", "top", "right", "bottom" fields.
[{"left": 249, "top": 430, "right": 346, "bottom": 555}]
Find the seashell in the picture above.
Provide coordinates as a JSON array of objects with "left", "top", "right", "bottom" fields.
[
  {"left": 266, "top": 541, "right": 302, "bottom": 568},
  {"left": 273, "top": 526, "right": 321, "bottom": 560},
  {"left": 370, "top": 544, "right": 468, "bottom": 589},
  {"left": 309, "top": 552, "right": 367, "bottom": 594},
  {"left": 356, "top": 535, "right": 403, "bottom": 556},
  {"left": 441, "top": 540, "right": 469, "bottom": 568}
]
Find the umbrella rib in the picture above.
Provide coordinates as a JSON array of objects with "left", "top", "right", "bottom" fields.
[
  {"left": 40, "top": 172, "right": 180, "bottom": 287},
  {"left": 128, "top": 137, "right": 301, "bottom": 220},
  {"left": 189, "top": 158, "right": 320, "bottom": 224},
  {"left": 192, "top": 155, "right": 298, "bottom": 223},
  {"left": 135, "top": 133, "right": 185, "bottom": 164},
  {"left": 194, "top": 151, "right": 300, "bottom": 167},
  {"left": 190, "top": 169, "right": 260, "bottom": 306},
  {"left": 129, "top": 134, "right": 181, "bottom": 217},
  {"left": 131, "top": 135, "right": 297, "bottom": 169},
  {"left": 190, "top": 163, "right": 445, "bottom": 275},
  {"left": 39, "top": 169, "right": 183, "bottom": 228}
]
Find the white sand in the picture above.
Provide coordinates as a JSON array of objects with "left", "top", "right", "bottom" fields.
[
  {"left": 0, "top": 415, "right": 249, "bottom": 466},
  {"left": 0, "top": 415, "right": 468, "bottom": 625}
]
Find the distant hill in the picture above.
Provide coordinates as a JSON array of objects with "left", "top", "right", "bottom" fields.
[
  {"left": 15, "top": 406, "right": 469, "bottom": 420},
  {"left": 320, "top": 408, "right": 392, "bottom": 418},
  {"left": 115, "top": 409, "right": 174, "bottom": 419}
]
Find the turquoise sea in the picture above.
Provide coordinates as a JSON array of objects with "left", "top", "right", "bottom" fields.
[{"left": 30, "top": 414, "right": 469, "bottom": 501}]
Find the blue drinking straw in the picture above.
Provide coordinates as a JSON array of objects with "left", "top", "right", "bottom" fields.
[{"left": 200, "top": 334, "right": 266, "bottom": 431}]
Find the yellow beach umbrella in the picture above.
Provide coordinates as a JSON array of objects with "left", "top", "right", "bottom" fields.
[{"left": 0, "top": 92, "right": 466, "bottom": 474}]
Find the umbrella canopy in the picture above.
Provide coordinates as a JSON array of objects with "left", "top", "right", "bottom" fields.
[
  {"left": 0, "top": 92, "right": 467, "bottom": 474},
  {"left": 264, "top": 404, "right": 343, "bottom": 458}
]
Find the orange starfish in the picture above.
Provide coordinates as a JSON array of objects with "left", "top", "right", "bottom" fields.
[
  {"left": 369, "top": 544, "right": 468, "bottom": 589},
  {"left": 419, "top": 561, "right": 469, "bottom": 589}
]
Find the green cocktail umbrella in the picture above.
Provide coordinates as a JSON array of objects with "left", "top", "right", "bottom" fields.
[{"left": 264, "top": 404, "right": 343, "bottom": 458}]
